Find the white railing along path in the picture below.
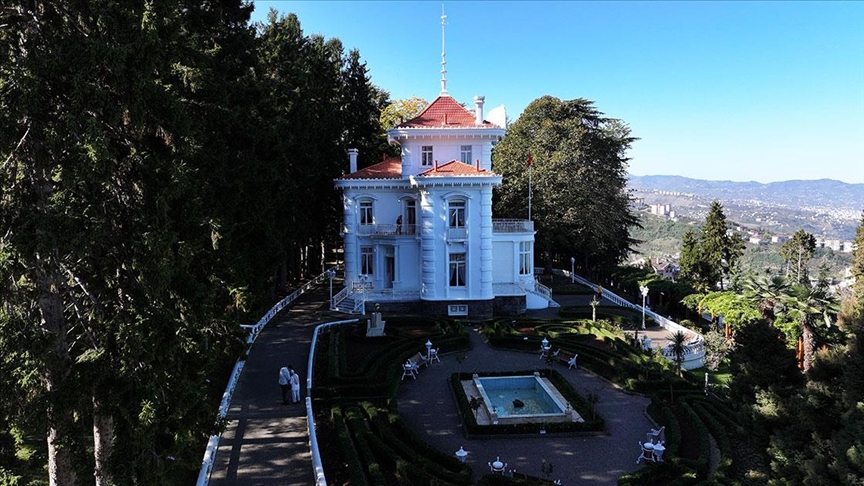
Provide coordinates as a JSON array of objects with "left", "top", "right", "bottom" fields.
[{"left": 196, "top": 268, "right": 337, "bottom": 486}]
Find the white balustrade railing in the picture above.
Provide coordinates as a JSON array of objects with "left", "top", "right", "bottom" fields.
[
  {"left": 554, "top": 268, "right": 704, "bottom": 369},
  {"left": 491, "top": 219, "right": 534, "bottom": 233},
  {"left": 332, "top": 286, "right": 349, "bottom": 308},
  {"left": 447, "top": 227, "right": 468, "bottom": 240},
  {"left": 305, "top": 319, "right": 358, "bottom": 486},
  {"left": 519, "top": 279, "right": 552, "bottom": 300},
  {"left": 196, "top": 267, "right": 338, "bottom": 486},
  {"left": 356, "top": 223, "right": 417, "bottom": 236}
]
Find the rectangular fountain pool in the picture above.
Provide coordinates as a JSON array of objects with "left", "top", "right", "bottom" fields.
[{"left": 472, "top": 374, "right": 572, "bottom": 424}]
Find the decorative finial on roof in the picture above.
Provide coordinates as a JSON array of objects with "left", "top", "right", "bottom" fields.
[{"left": 440, "top": 2, "right": 448, "bottom": 96}]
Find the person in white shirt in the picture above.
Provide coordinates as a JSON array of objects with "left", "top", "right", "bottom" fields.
[
  {"left": 278, "top": 366, "right": 291, "bottom": 404},
  {"left": 289, "top": 366, "right": 301, "bottom": 404}
]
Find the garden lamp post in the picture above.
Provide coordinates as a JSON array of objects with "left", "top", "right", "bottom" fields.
[
  {"left": 426, "top": 339, "right": 432, "bottom": 357},
  {"left": 570, "top": 256, "right": 575, "bottom": 283},
  {"left": 456, "top": 446, "right": 468, "bottom": 463},
  {"left": 640, "top": 285, "right": 649, "bottom": 330}
]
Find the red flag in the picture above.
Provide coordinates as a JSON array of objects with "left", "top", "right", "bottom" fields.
[{"left": 527, "top": 152, "right": 532, "bottom": 167}]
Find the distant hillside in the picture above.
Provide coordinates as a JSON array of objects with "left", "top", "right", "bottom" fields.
[
  {"left": 627, "top": 175, "right": 864, "bottom": 211},
  {"left": 627, "top": 175, "right": 862, "bottom": 240}
]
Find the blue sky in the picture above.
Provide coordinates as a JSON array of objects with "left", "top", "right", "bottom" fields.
[{"left": 251, "top": 1, "right": 864, "bottom": 184}]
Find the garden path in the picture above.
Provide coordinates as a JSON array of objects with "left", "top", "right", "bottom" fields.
[{"left": 208, "top": 283, "right": 341, "bottom": 486}]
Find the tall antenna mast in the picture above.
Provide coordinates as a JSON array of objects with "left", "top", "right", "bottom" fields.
[{"left": 440, "top": 2, "right": 448, "bottom": 95}]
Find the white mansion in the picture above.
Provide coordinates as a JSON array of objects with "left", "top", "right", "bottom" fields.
[{"left": 332, "top": 93, "right": 555, "bottom": 318}]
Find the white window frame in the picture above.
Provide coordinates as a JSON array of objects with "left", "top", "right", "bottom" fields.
[
  {"left": 421, "top": 146, "right": 433, "bottom": 166},
  {"left": 519, "top": 241, "right": 532, "bottom": 275},
  {"left": 359, "top": 200, "right": 373, "bottom": 226},
  {"left": 448, "top": 200, "right": 466, "bottom": 228},
  {"left": 460, "top": 145, "right": 472, "bottom": 164},
  {"left": 449, "top": 252, "right": 466, "bottom": 287},
  {"left": 448, "top": 304, "right": 468, "bottom": 316},
  {"left": 360, "top": 246, "right": 374, "bottom": 275}
]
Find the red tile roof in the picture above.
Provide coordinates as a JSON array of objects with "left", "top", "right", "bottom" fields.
[
  {"left": 418, "top": 160, "right": 495, "bottom": 177},
  {"left": 339, "top": 157, "right": 402, "bottom": 179},
  {"left": 398, "top": 95, "right": 499, "bottom": 128}
]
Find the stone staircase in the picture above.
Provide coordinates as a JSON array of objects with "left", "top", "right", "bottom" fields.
[{"left": 334, "top": 294, "right": 363, "bottom": 314}]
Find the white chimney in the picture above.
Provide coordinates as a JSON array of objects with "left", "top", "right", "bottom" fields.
[
  {"left": 474, "top": 95, "right": 485, "bottom": 125},
  {"left": 348, "top": 148, "right": 358, "bottom": 173}
]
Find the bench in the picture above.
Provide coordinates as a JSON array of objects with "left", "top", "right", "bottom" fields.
[
  {"left": 549, "top": 348, "right": 578, "bottom": 369},
  {"left": 407, "top": 352, "right": 428, "bottom": 372}
]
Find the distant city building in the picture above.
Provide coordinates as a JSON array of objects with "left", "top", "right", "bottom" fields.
[
  {"left": 648, "top": 204, "right": 673, "bottom": 216},
  {"left": 825, "top": 239, "right": 842, "bottom": 251},
  {"left": 771, "top": 235, "right": 789, "bottom": 244}
]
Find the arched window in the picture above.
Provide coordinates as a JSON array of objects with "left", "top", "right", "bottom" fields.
[
  {"left": 448, "top": 200, "right": 466, "bottom": 228},
  {"left": 359, "top": 200, "right": 373, "bottom": 226}
]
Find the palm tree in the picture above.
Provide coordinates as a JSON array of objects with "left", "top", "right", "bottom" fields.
[
  {"left": 778, "top": 283, "right": 840, "bottom": 372},
  {"left": 743, "top": 275, "right": 790, "bottom": 325},
  {"left": 669, "top": 330, "right": 688, "bottom": 376}
]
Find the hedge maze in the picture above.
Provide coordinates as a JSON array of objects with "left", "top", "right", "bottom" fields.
[
  {"left": 313, "top": 314, "right": 746, "bottom": 485},
  {"left": 313, "top": 317, "right": 474, "bottom": 485}
]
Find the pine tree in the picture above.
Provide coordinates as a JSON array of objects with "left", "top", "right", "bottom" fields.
[
  {"left": 492, "top": 96, "right": 638, "bottom": 275},
  {"left": 780, "top": 229, "right": 817, "bottom": 283}
]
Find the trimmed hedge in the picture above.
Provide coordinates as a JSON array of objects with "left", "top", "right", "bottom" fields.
[
  {"left": 678, "top": 400, "right": 711, "bottom": 480},
  {"left": 617, "top": 461, "right": 698, "bottom": 486},
  {"left": 363, "top": 403, "right": 471, "bottom": 485},
  {"left": 332, "top": 406, "right": 369, "bottom": 486}
]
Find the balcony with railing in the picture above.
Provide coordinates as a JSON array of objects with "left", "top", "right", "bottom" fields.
[
  {"left": 356, "top": 224, "right": 417, "bottom": 236},
  {"left": 492, "top": 219, "right": 534, "bottom": 234},
  {"left": 447, "top": 227, "right": 468, "bottom": 241}
]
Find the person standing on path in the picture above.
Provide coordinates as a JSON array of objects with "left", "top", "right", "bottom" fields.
[
  {"left": 289, "top": 366, "right": 301, "bottom": 404},
  {"left": 278, "top": 366, "right": 291, "bottom": 404}
]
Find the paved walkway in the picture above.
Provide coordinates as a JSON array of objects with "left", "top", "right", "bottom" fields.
[
  {"left": 397, "top": 330, "right": 654, "bottom": 485},
  {"left": 209, "top": 284, "right": 344, "bottom": 486},
  {"left": 207, "top": 285, "right": 658, "bottom": 485}
]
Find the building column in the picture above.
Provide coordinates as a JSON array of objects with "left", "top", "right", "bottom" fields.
[
  {"left": 343, "top": 195, "right": 358, "bottom": 286},
  {"left": 479, "top": 185, "right": 494, "bottom": 299},
  {"left": 419, "top": 189, "right": 436, "bottom": 299}
]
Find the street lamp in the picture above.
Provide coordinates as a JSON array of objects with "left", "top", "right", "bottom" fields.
[
  {"left": 426, "top": 339, "right": 433, "bottom": 357},
  {"left": 455, "top": 446, "right": 468, "bottom": 463},
  {"left": 570, "top": 256, "right": 575, "bottom": 283},
  {"left": 327, "top": 269, "right": 336, "bottom": 310},
  {"left": 639, "top": 285, "right": 649, "bottom": 330}
]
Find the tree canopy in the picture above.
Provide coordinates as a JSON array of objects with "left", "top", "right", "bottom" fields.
[
  {"left": 679, "top": 200, "right": 744, "bottom": 291},
  {"left": 491, "top": 96, "right": 638, "bottom": 275},
  {"left": 780, "top": 229, "right": 817, "bottom": 283},
  {"left": 0, "top": 3, "right": 386, "bottom": 484}
]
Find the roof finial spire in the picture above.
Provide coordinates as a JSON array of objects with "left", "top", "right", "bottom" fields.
[{"left": 440, "top": 2, "right": 448, "bottom": 96}]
